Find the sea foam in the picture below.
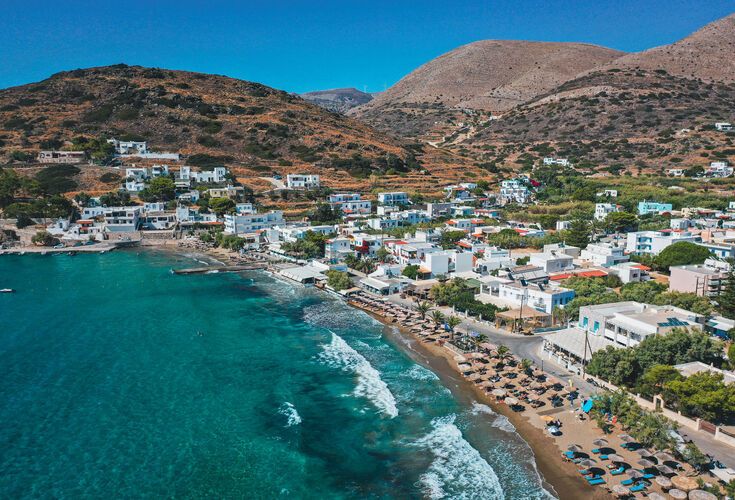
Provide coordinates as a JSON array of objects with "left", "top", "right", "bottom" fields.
[
  {"left": 415, "top": 415, "right": 504, "bottom": 500},
  {"left": 278, "top": 402, "right": 302, "bottom": 427},
  {"left": 318, "top": 333, "right": 399, "bottom": 418}
]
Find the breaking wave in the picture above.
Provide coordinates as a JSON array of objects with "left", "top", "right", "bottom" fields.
[
  {"left": 415, "top": 415, "right": 504, "bottom": 499},
  {"left": 278, "top": 402, "right": 302, "bottom": 427},
  {"left": 404, "top": 364, "right": 439, "bottom": 381},
  {"left": 318, "top": 333, "right": 399, "bottom": 418}
]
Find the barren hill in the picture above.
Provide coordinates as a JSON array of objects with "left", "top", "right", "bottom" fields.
[
  {"left": 301, "top": 87, "right": 373, "bottom": 113},
  {"left": 350, "top": 40, "right": 623, "bottom": 138},
  {"left": 0, "top": 65, "right": 412, "bottom": 176},
  {"left": 601, "top": 13, "right": 735, "bottom": 82}
]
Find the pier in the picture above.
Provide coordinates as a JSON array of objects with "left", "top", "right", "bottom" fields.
[{"left": 172, "top": 263, "right": 268, "bottom": 274}]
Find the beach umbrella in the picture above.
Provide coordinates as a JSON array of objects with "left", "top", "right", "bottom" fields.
[
  {"left": 626, "top": 470, "right": 644, "bottom": 479},
  {"left": 612, "top": 484, "right": 629, "bottom": 497},
  {"left": 667, "top": 488, "right": 687, "bottom": 499},
  {"left": 567, "top": 444, "right": 584, "bottom": 453},
  {"left": 647, "top": 493, "right": 666, "bottom": 500},
  {"left": 619, "top": 434, "right": 635, "bottom": 443},
  {"left": 491, "top": 388, "right": 507, "bottom": 397},
  {"left": 671, "top": 475, "right": 698, "bottom": 492},
  {"left": 504, "top": 396, "right": 519, "bottom": 406},
  {"left": 577, "top": 458, "right": 596, "bottom": 467},
  {"left": 654, "top": 451, "right": 675, "bottom": 462},
  {"left": 526, "top": 394, "right": 539, "bottom": 401},
  {"left": 635, "top": 448, "right": 653, "bottom": 457},
  {"left": 592, "top": 438, "right": 609, "bottom": 447},
  {"left": 688, "top": 490, "right": 717, "bottom": 500},
  {"left": 540, "top": 415, "right": 556, "bottom": 423},
  {"left": 656, "top": 464, "right": 675, "bottom": 475},
  {"left": 607, "top": 454, "right": 625, "bottom": 463},
  {"left": 655, "top": 476, "right": 673, "bottom": 489},
  {"left": 638, "top": 458, "right": 655, "bottom": 468}
]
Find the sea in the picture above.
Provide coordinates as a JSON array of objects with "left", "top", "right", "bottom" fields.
[{"left": 0, "top": 250, "right": 551, "bottom": 499}]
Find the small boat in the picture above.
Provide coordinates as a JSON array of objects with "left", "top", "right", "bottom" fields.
[{"left": 1, "top": 288, "right": 15, "bottom": 293}]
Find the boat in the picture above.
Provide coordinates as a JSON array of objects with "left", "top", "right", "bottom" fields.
[{"left": 1, "top": 288, "right": 15, "bottom": 293}]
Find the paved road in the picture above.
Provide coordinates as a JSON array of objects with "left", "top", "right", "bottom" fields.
[{"left": 384, "top": 294, "right": 735, "bottom": 468}]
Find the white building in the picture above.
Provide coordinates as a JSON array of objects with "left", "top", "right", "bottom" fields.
[
  {"left": 715, "top": 122, "right": 733, "bottom": 131},
  {"left": 543, "top": 157, "right": 570, "bottom": 167},
  {"left": 625, "top": 230, "right": 699, "bottom": 255},
  {"left": 224, "top": 211, "right": 285, "bottom": 235},
  {"left": 377, "top": 192, "right": 409, "bottom": 205},
  {"left": 705, "top": 161, "right": 733, "bottom": 178},
  {"left": 193, "top": 167, "right": 227, "bottom": 184},
  {"left": 324, "top": 236, "right": 353, "bottom": 263},
  {"left": 328, "top": 193, "right": 372, "bottom": 215},
  {"left": 499, "top": 179, "right": 531, "bottom": 205},
  {"left": 594, "top": 203, "right": 622, "bottom": 221},
  {"left": 107, "top": 138, "right": 148, "bottom": 155},
  {"left": 608, "top": 262, "right": 650, "bottom": 284},
  {"left": 420, "top": 251, "right": 473, "bottom": 278},
  {"left": 596, "top": 190, "right": 618, "bottom": 198},
  {"left": 529, "top": 251, "right": 575, "bottom": 273},
  {"left": 286, "top": 174, "right": 320, "bottom": 189},
  {"left": 580, "top": 242, "right": 629, "bottom": 267},
  {"left": 38, "top": 150, "right": 86, "bottom": 164},
  {"left": 493, "top": 281, "right": 575, "bottom": 314},
  {"left": 578, "top": 302, "right": 704, "bottom": 348},
  {"left": 103, "top": 207, "right": 141, "bottom": 232}
]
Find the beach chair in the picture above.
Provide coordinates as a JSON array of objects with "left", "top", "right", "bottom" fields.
[
  {"left": 563, "top": 451, "right": 575, "bottom": 459},
  {"left": 591, "top": 448, "right": 601, "bottom": 454},
  {"left": 629, "top": 483, "right": 647, "bottom": 493},
  {"left": 600, "top": 455, "right": 609, "bottom": 460},
  {"left": 610, "top": 467, "right": 625, "bottom": 476},
  {"left": 588, "top": 478, "right": 606, "bottom": 486},
  {"left": 620, "top": 478, "right": 634, "bottom": 486},
  {"left": 585, "top": 475, "right": 601, "bottom": 481}
]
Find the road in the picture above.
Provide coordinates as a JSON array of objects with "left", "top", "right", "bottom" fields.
[{"left": 383, "top": 294, "right": 735, "bottom": 468}]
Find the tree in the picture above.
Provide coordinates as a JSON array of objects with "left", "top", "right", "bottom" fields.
[
  {"left": 31, "top": 230, "right": 56, "bottom": 247},
  {"left": 681, "top": 442, "right": 710, "bottom": 473},
  {"left": 73, "top": 192, "right": 91, "bottom": 207},
  {"left": 620, "top": 281, "right": 667, "bottom": 303},
  {"left": 664, "top": 371, "right": 735, "bottom": 423},
  {"left": 718, "top": 269, "right": 735, "bottom": 319},
  {"left": 446, "top": 316, "right": 462, "bottom": 339},
  {"left": 439, "top": 230, "right": 467, "bottom": 249},
  {"left": 99, "top": 191, "right": 130, "bottom": 207},
  {"left": 638, "top": 364, "right": 682, "bottom": 398},
  {"left": 653, "top": 291, "right": 713, "bottom": 315},
  {"left": 309, "top": 203, "right": 341, "bottom": 224},
  {"left": 15, "top": 213, "right": 33, "bottom": 229},
  {"left": 564, "top": 217, "right": 591, "bottom": 249},
  {"left": 376, "top": 246, "right": 393, "bottom": 263},
  {"left": 496, "top": 345, "right": 510, "bottom": 358},
  {"left": 402, "top": 264, "right": 420, "bottom": 280},
  {"left": 139, "top": 176, "right": 175, "bottom": 202},
  {"left": 604, "top": 211, "right": 639, "bottom": 233},
  {"left": 325, "top": 271, "right": 352, "bottom": 291},
  {"left": 521, "top": 358, "right": 533, "bottom": 375},
  {"left": 416, "top": 301, "right": 431, "bottom": 320},
  {"left": 209, "top": 197, "right": 236, "bottom": 216},
  {"left": 655, "top": 241, "right": 711, "bottom": 271},
  {"left": 430, "top": 310, "right": 445, "bottom": 326},
  {"left": 0, "top": 168, "right": 22, "bottom": 207}
]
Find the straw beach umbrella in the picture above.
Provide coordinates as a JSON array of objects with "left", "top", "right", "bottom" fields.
[
  {"left": 567, "top": 444, "right": 584, "bottom": 453},
  {"left": 612, "top": 484, "right": 629, "bottom": 497},
  {"left": 655, "top": 476, "right": 672, "bottom": 489},
  {"left": 688, "top": 490, "right": 717, "bottom": 500},
  {"left": 619, "top": 434, "right": 634, "bottom": 443},
  {"left": 491, "top": 388, "right": 507, "bottom": 397},
  {"left": 607, "top": 454, "right": 625, "bottom": 463},
  {"left": 626, "top": 470, "right": 644, "bottom": 479},
  {"left": 647, "top": 493, "right": 666, "bottom": 500},
  {"left": 635, "top": 448, "right": 653, "bottom": 457},
  {"left": 667, "top": 488, "right": 687, "bottom": 499},
  {"left": 671, "top": 475, "right": 698, "bottom": 492},
  {"left": 638, "top": 458, "right": 655, "bottom": 468},
  {"left": 578, "top": 458, "right": 596, "bottom": 468},
  {"left": 592, "top": 438, "right": 609, "bottom": 447},
  {"left": 655, "top": 451, "right": 674, "bottom": 462},
  {"left": 504, "top": 396, "right": 519, "bottom": 406},
  {"left": 656, "top": 464, "right": 675, "bottom": 475}
]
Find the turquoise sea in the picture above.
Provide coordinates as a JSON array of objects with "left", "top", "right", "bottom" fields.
[{"left": 0, "top": 251, "right": 550, "bottom": 499}]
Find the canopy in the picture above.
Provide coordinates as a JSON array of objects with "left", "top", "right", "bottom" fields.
[
  {"left": 668, "top": 489, "right": 687, "bottom": 499},
  {"left": 592, "top": 438, "right": 608, "bottom": 447},
  {"left": 654, "top": 476, "right": 672, "bottom": 488},
  {"left": 689, "top": 490, "right": 717, "bottom": 500},
  {"left": 671, "top": 475, "right": 698, "bottom": 492}
]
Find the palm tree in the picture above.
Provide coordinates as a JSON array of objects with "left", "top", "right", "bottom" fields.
[
  {"left": 416, "top": 301, "right": 431, "bottom": 320},
  {"left": 430, "top": 310, "right": 445, "bottom": 327},
  {"left": 497, "top": 344, "right": 510, "bottom": 359},
  {"left": 521, "top": 358, "right": 533, "bottom": 375},
  {"left": 446, "top": 316, "right": 462, "bottom": 340}
]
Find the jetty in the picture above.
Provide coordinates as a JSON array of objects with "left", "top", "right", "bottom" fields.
[{"left": 172, "top": 263, "right": 268, "bottom": 275}]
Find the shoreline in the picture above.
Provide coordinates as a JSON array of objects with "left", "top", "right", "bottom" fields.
[
  {"left": 7, "top": 244, "right": 604, "bottom": 498},
  {"left": 358, "top": 305, "right": 608, "bottom": 500}
]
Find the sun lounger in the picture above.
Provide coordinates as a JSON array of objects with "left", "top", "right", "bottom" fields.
[
  {"left": 600, "top": 455, "right": 609, "bottom": 460},
  {"left": 629, "top": 483, "right": 646, "bottom": 493},
  {"left": 588, "top": 478, "right": 606, "bottom": 485},
  {"left": 610, "top": 467, "right": 625, "bottom": 476},
  {"left": 620, "top": 478, "right": 634, "bottom": 486},
  {"left": 591, "top": 448, "right": 601, "bottom": 454}
]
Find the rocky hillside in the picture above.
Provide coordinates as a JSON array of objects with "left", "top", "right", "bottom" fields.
[
  {"left": 301, "top": 87, "right": 373, "bottom": 113},
  {"left": 350, "top": 41, "right": 623, "bottom": 139},
  {"left": 0, "top": 65, "right": 413, "bottom": 177}
]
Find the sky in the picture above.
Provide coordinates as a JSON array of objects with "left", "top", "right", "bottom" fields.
[{"left": 1, "top": 0, "right": 734, "bottom": 93}]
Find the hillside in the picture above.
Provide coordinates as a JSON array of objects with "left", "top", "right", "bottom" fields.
[
  {"left": 350, "top": 40, "right": 623, "bottom": 139},
  {"left": 0, "top": 65, "right": 412, "bottom": 178},
  {"left": 600, "top": 13, "right": 735, "bottom": 82},
  {"left": 301, "top": 87, "right": 373, "bottom": 113}
]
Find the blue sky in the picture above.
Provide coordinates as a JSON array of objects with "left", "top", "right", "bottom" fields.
[{"left": 1, "top": 0, "right": 733, "bottom": 93}]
